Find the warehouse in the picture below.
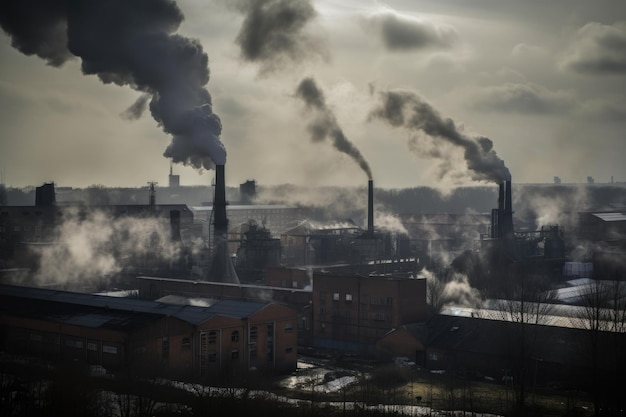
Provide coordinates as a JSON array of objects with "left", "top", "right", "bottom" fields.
[{"left": 0, "top": 284, "right": 298, "bottom": 381}]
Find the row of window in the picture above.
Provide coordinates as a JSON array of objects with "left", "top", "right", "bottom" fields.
[
  {"left": 203, "top": 323, "right": 292, "bottom": 345},
  {"left": 206, "top": 346, "right": 293, "bottom": 362},
  {"left": 320, "top": 292, "right": 392, "bottom": 306},
  {"left": 31, "top": 333, "right": 119, "bottom": 355}
]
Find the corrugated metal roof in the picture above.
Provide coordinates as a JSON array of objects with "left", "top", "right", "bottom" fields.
[
  {"left": 592, "top": 212, "right": 626, "bottom": 222},
  {"left": 0, "top": 285, "right": 270, "bottom": 325}
]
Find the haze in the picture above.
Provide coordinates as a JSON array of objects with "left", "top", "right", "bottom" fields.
[{"left": 0, "top": 0, "right": 624, "bottom": 190}]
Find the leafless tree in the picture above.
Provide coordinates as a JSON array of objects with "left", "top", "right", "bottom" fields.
[
  {"left": 570, "top": 279, "right": 626, "bottom": 416},
  {"left": 493, "top": 266, "right": 558, "bottom": 411}
]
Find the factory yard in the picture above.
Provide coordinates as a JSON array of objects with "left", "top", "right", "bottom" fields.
[{"left": 0, "top": 350, "right": 598, "bottom": 417}]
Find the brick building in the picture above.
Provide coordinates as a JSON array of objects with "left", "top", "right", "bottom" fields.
[
  {"left": 0, "top": 284, "right": 297, "bottom": 381},
  {"left": 312, "top": 272, "right": 427, "bottom": 355}
]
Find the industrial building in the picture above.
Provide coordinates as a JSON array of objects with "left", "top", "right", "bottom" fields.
[
  {"left": 0, "top": 284, "right": 298, "bottom": 380},
  {"left": 312, "top": 271, "right": 428, "bottom": 355}
]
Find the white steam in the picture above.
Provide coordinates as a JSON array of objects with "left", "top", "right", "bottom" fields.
[{"left": 33, "top": 209, "right": 182, "bottom": 286}]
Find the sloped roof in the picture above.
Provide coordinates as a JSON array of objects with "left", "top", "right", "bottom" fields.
[
  {"left": 282, "top": 219, "right": 361, "bottom": 236},
  {"left": 426, "top": 313, "right": 590, "bottom": 366},
  {"left": 0, "top": 284, "right": 269, "bottom": 327},
  {"left": 592, "top": 212, "right": 626, "bottom": 222}
]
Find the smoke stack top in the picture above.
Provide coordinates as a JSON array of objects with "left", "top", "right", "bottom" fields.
[
  {"left": 0, "top": 0, "right": 225, "bottom": 170},
  {"left": 369, "top": 89, "right": 510, "bottom": 184},
  {"left": 296, "top": 77, "right": 372, "bottom": 180}
]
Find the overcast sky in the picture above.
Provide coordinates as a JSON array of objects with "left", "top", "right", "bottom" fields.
[{"left": 0, "top": 0, "right": 625, "bottom": 190}]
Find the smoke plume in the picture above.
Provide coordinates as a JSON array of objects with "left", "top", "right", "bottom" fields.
[
  {"left": 32, "top": 208, "right": 185, "bottom": 287},
  {"left": 0, "top": 0, "right": 225, "bottom": 170},
  {"left": 296, "top": 77, "right": 373, "bottom": 179},
  {"left": 233, "top": 0, "right": 327, "bottom": 75},
  {"left": 369, "top": 89, "right": 510, "bottom": 184}
]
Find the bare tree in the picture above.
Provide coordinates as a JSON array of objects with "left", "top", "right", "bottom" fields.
[
  {"left": 493, "top": 266, "right": 557, "bottom": 411},
  {"left": 571, "top": 279, "right": 626, "bottom": 416}
]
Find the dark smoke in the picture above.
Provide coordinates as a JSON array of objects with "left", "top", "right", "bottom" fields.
[
  {"left": 121, "top": 93, "right": 150, "bottom": 120},
  {"left": 0, "top": 0, "right": 225, "bottom": 169},
  {"left": 369, "top": 90, "right": 510, "bottom": 183},
  {"left": 233, "top": 0, "right": 327, "bottom": 74},
  {"left": 296, "top": 77, "right": 372, "bottom": 179}
]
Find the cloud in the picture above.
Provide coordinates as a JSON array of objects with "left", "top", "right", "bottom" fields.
[
  {"left": 471, "top": 82, "right": 576, "bottom": 115},
  {"left": 579, "top": 95, "right": 626, "bottom": 121},
  {"left": 470, "top": 82, "right": 626, "bottom": 120},
  {"left": 361, "top": 10, "right": 458, "bottom": 52},
  {"left": 232, "top": 0, "right": 328, "bottom": 75},
  {"left": 560, "top": 21, "right": 626, "bottom": 75}
]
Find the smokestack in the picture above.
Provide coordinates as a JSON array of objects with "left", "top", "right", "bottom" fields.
[
  {"left": 495, "top": 182, "right": 505, "bottom": 238},
  {"left": 368, "top": 179, "right": 374, "bottom": 235},
  {"left": 498, "top": 182, "right": 505, "bottom": 213},
  {"left": 503, "top": 180, "right": 514, "bottom": 238},
  {"left": 213, "top": 164, "right": 228, "bottom": 238}
]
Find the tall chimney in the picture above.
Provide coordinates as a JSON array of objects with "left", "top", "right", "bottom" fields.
[
  {"left": 213, "top": 164, "right": 228, "bottom": 239},
  {"left": 368, "top": 179, "right": 374, "bottom": 235},
  {"left": 497, "top": 182, "right": 505, "bottom": 238},
  {"left": 503, "top": 179, "right": 514, "bottom": 238}
]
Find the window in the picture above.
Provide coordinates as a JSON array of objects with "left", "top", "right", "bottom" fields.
[
  {"left": 333, "top": 292, "right": 340, "bottom": 301},
  {"left": 319, "top": 307, "right": 326, "bottom": 318},
  {"left": 208, "top": 331, "right": 217, "bottom": 344},
  {"left": 386, "top": 297, "right": 393, "bottom": 306},
  {"left": 208, "top": 352, "right": 217, "bottom": 362},
  {"left": 284, "top": 323, "right": 293, "bottom": 332},
  {"left": 250, "top": 347, "right": 257, "bottom": 360},
  {"left": 182, "top": 337, "right": 191, "bottom": 350},
  {"left": 103, "top": 345, "right": 118, "bottom": 355},
  {"left": 250, "top": 326, "right": 258, "bottom": 342},
  {"left": 285, "top": 347, "right": 293, "bottom": 353},
  {"left": 345, "top": 293, "right": 352, "bottom": 302},
  {"left": 162, "top": 337, "right": 169, "bottom": 359},
  {"left": 231, "top": 330, "right": 240, "bottom": 342},
  {"left": 231, "top": 349, "right": 239, "bottom": 360}
]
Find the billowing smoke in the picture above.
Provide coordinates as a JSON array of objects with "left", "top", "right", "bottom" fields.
[
  {"left": 369, "top": 89, "right": 510, "bottom": 184},
  {"left": 0, "top": 0, "right": 225, "bottom": 169},
  {"left": 423, "top": 267, "right": 483, "bottom": 314},
  {"left": 296, "top": 77, "right": 373, "bottom": 179},
  {"left": 374, "top": 211, "right": 408, "bottom": 235},
  {"left": 232, "top": 0, "right": 327, "bottom": 75},
  {"left": 32, "top": 208, "right": 186, "bottom": 287}
]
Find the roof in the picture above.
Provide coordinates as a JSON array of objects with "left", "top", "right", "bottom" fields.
[
  {"left": 0, "top": 284, "right": 269, "bottom": 327},
  {"left": 426, "top": 313, "right": 589, "bottom": 365},
  {"left": 592, "top": 212, "right": 626, "bottom": 222},
  {"left": 282, "top": 219, "right": 361, "bottom": 235}
]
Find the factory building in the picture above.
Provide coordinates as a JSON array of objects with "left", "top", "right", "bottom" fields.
[
  {"left": 312, "top": 272, "right": 428, "bottom": 355},
  {"left": 0, "top": 284, "right": 298, "bottom": 380}
]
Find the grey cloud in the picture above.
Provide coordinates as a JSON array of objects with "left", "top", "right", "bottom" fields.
[
  {"left": 579, "top": 96, "right": 626, "bottom": 121},
  {"left": 233, "top": 0, "right": 327, "bottom": 75},
  {"left": 561, "top": 21, "right": 626, "bottom": 75},
  {"left": 362, "top": 10, "right": 457, "bottom": 51},
  {"left": 471, "top": 82, "right": 626, "bottom": 121},
  {"left": 471, "top": 83, "right": 576, "bottom": 115}
]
